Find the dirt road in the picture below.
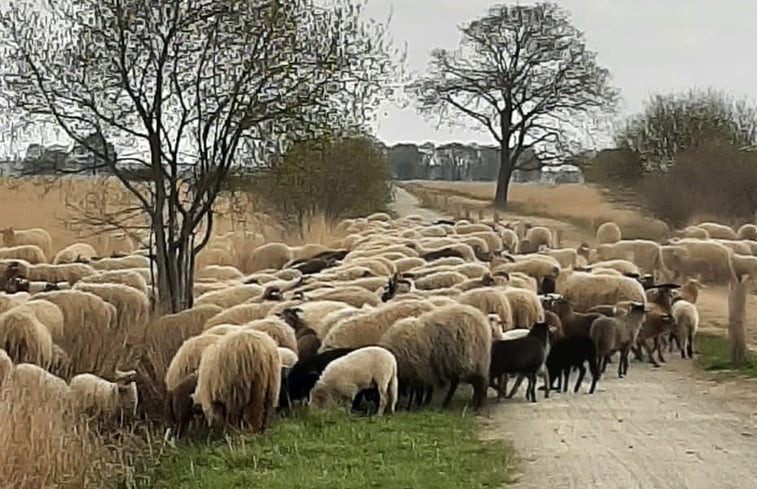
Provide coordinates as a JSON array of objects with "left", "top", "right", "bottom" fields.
[
  {"left": 390, "top": 185, "right": 449, "bottom": 222},
  {"left": 391, "top": 185, "right": 757, "bottom": 489}
]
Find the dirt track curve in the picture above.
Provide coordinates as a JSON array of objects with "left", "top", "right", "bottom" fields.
[{"left": 391, "top": 184, "right": 757, "bottom": 489}]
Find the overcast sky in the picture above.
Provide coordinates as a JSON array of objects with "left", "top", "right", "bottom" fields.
[{"left": 365, "top": 0, "right": 757, "bottom": 147}]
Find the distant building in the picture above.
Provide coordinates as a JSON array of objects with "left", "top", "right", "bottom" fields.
[{"left": 540, "top": 164, "right": 584, "bottom": 184}]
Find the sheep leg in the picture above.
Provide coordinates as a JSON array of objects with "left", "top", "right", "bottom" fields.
[
  {"left": 405, "top": 386, "right": 415, "bottom": 411},
  {"left": 588, "top": 358, "right": 599, "bottom": 394},
  {"left": 686, "top": 331, "right": 694, "bottom": 359},
  {"left": 655, "top": 336, "right": 667, "bottom": 364},
  {"left": 641, "top": 339, "right": 660, "bottom": 367},
  {"left": 539, "top": 367, "right": 550, "bottom": 399},
  {"left": 527, "top": 373, "right": 537, "bottom": 403},
  {"left": 506, "top": 374, "right": 525, "bottom": 399},
  {"left": 422, "top": 386, "right": 434, "bottom": 406},
  {"left": 442, "top": 379, "right": 459, "bottom": 408},
  {"left": 470, "top": 374, "right": 487, "bottom": 410},
  {"left": 574, "top": 365, "right": 586, "bottom": 393},
  {"left": 631, "top": 343, "right": 643, "bottom": 362},
  {"left": 619, "top": 347, "right": 631, "bottom": 378}
]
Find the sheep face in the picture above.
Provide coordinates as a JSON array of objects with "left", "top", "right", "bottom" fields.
[{"left": 117, "top": 381, "right": 139, "bottom": 418}]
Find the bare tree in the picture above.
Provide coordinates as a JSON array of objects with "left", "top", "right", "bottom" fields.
[
  {"left": 409, "top": 2, "right": 619, "bottom": 205},
  {"left": 0, "top": 0, "right": 401, "bottom": 313}
]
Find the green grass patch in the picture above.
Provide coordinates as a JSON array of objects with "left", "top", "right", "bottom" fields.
[
  {"left": 141, "top": 409, "right": 515, "bottom": 489},
  {"left": 695, "top": 333, "right": 757, "bottom": 379}
]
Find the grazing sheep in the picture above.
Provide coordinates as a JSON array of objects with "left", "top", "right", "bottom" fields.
[
  {"left": 320, "top": 299, "right": 435, "bottom": 351},
  {"left": 68, "top": 369, "right": 139, "bottom": 422},
  {"left": 79, "top": 269, "right": 149, "bottom": 293},
  {"left": 0, "top": 307, "right": 54, "bottom": 367},
  {"left": 671, "top": 298, "right": 699, "bottom": 359},
  {"left": 163, "top": 371, "right": 200, "bottom": 439},
  {"left": 242, "top": 317, "right": 298, "bottom": 353},
  {"left": 165, "top": 334, "right": 222, "bottom": 393},
  {"left": 590, "top": 303, "right": 645, "bottom": 378},
  {"left": 379, "top": 304, "right": 492, "bottom": 410},
  {"left": 194, "top": 329, "right": 281, "bottom": 432},
  {"left": 89, "top": 254, "right": 150, "bottom": 271},
  {"left": 53, "top": 243, "right": 98, "bottom": 264},
  {"left": 13, "top": 299, "right": 64, "bottom": 341},
  {"left": 696, "top": 222, "right": 737, "bottom": 240},
  {"left": 596, "top": 222, "right": 621, "bottom": 245},
  {"left": 27, "top": 262, "right": 96, "bottom": 285},
  {"left": 1, "top": 227, "right": 52, "bottom": 259},
  {"left": 73, "top": 282, "right": 150, "bottom": 332},
  {"left": 305, "top": 286, "right": 381, "bottom": 308},
  {"left": 194, "top": 284, "right": 265, "bottom": 309},
  {"left": 197, "top": 265, "right": 244, "bottom": 282},
  {"left": 286, "top": 347, "right": 363, "bottom": 404},
  {"left": 0, "top": 245, "right": 46, "bottom": 264},
  {"left": 546, "top": 335, "right": 599, "bottom": 394},
  {"left": 242, "top": 242, "right": 294, "bottom": 273},
  {"left": 521, "top": 226, "right": 554, "bottom": 252},
  {"left": 309, "top": 346, "right": 398, "bottom": 416},
  {"left": 489, "top": 322, "right": 551, "bottom": 402},
  {"left": 737, "top": 223, "right": 757, "bottom": 241},
  {"left": 12, "top": 362, "right": 70, "bottom": 399}
]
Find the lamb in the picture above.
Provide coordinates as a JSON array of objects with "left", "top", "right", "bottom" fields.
[
  {"left": 309, "top": 346, "right": 398, "bottom": 416},
  {"left": 596, "top": 221, "right": 621, "bottom": 244},
  {"left": 1, "top": 227, "right": 52, "bottom": 259},
  {"left": 489, "top": 322, "right": 551, "bottom": 402},
  {"left": 546, "top": 335, "right": 599, "bottom": 394},
  {"left": 277, "top": 307, "right": 322, "bottom": 361},
  {"left": 633, "top": 308, "right": 677, "bottom": 368},
  {"left": 286, "top": 347, "right": 369, "bottom": 404},
  {"left": 677, "top": 278, "right": 705, "bottom": 304},
  {"left": 378, "top": 304, "right": 491, "bottom": 410},
  {"left": 68, "top": 369, "right": 139, "bottom": 422},
  {"left": 53, "top": 243, "right": 98, "bottom": 264},
  {"left": 670, "top": 298, "right": 699, "bottom": 359},
  {"left": 194, "top": 329, "right": 281, "bottom": 432},
  {"left": 589, "top": 303, "right": 645, "bottom": 378}
]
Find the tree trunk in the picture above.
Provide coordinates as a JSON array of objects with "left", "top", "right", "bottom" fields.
[
  {"left": 727, "top": 274, "right": 749, "bottom": 367},
  {"left": 494, "top": 142, "right": 513, "bottom": 206}
]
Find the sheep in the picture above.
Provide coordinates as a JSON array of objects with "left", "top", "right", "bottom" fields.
[
  {"left": 242, "top": 242, "right": 295, "bottom": 273},
  {"left": 12, "top": 362, "right": 70, "bottom": 399},
  {"left": 489, "top": 322, "right": 550, "bottom": 402},
  {"left": 0, "top": 348, "right": 11, "bottom": 387},
  {"left": 557, "top": 270, "right": 646, "bottom": 313},
  {"left": 492, "top": 255, "right": 560, "bottom": 285},
  {"left": 163, "top": 371, "right": 200, "bottom": 439},
  {"left": 587, "top": 259, "right": 640, "bottom": 277},
  {"left": 696, "top": 222, "right": 737, "bottom": 240},
  {"left": 633, "top": 308, "right": 677, "bottom": 367},
  {"left": 662, "top": 239, "right": 735, "bottom": 283},
  {"left": 545, "top": 335, "right": 599, "bottom": 394},
  {"left": 79, "top": 269, "right": 149, "bottom": 293},
  {"left": 675, "top": 226, "right": 710, "bottom": 239},
  {"left": 549, "top": 297, "right": 607, "bottom": 338},
  {"left": 305, "top": 286, "right": 381, "bottom": 309},
  {"left": 676, "top": 278, "right": 705, "bottom": 304},
  {"left": 309, "top": 346, "right": 398, "bottom": 416},
  {"left": 164, "top": 334, "right": 222, "bottom": 393},
  {"left": 1, "top": 227, "right": 52, "bottom": 259},
  {"left": 730, "top": 254, "right": 757, "bottom": 281},
  {"left": 596, "top": 221, "right": 621, "bottom": 245},
  {"left": 379, "top": 304, "right": 491, "bottom": 410},
  {"left": 89, "top": 254, "right": 150, "bottom": 271},
  {"left": 13, "top": 299, "right": 65, "bottom": 341},
  {"left": 502, "top": 286, "right": 544, "bottom": 329},
  {"left": 286, "top": 347, "right": 370, "bottom": 405},
  {"left": 320, "top": 299, "right": 435, "bottom": 351},
  {"left": 72, "top": 282, "right": 150, "bottom": 332},
  {"left": 27, "top": 262, "right": 96, "bottom": 285},
  {"left": 589, "top": 302, "right": 645, "bottom": 378},
  {"left": 457, "top": 287, "right": 513, "bottom": 334},
  {"left": 521, "top": 226, "right": 554, "bottom": 252},
  {"left": 277, "top": 307, "right": 322, "bottom": 361},
  {"left": 0, "top": 245, "right": 46, "bottom": 264},
  {"left": 595, "top": 240, "right": 667, "bottom": 278},
  {"left": 737, "top": 223, "right": 757, "bottom": 241},
  {"left": 203, "top": 302, "right": 274, "bottom": 329},
  {"left": 194, "top": 329, "right": 281, "bottom": 432},
  {"left": 53, "top": 243, "right": 98, "bottom": 264},
  {"left": 68, "top": 369, "right": 139, "bottom": 422},
  {"left": 0, "top": 307, "right": 53, "bottom": 367},
  {"left": 242, "top": 317, "right": 298, "bottom": 353},
  {"left": 413, "top": 271, "right": 468, "bottom": 290},
  {"left": 194, "top": 284, "right": 265, "bottom": 309},
  {"left": 671, "top": 298, "right": 699, "bottom": 359},
  {"left": 196, "top": 265, "right": 244, "bottom": 282},
  {"left": 500, "top": 228, "right": 519, "bottom": 253},
  {"left": 539, "top": 247, "right": 581, "bottom": 268}
]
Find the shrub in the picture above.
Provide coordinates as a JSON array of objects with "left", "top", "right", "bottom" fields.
[{"left": 234, "top": 135, "right": 394, "bottom": 228}]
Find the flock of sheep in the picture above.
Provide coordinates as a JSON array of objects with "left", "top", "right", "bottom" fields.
[{"left": 0, "top": 214, "right": 749, "bottom": 441}]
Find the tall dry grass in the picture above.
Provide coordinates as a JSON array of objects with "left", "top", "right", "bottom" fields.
[{"left": 0, "top": 376, "right": 146, "bottom": 489}]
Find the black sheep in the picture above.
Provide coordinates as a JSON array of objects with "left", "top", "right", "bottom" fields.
[
  {"left": 546, "top": 335, "right": 599, "bottom": 394},
  {"left": 163, "top": 372, "right": 202, "bottom": 439},
  {"left": 489, "top": 322, "right": 550, "bottom": 403}
]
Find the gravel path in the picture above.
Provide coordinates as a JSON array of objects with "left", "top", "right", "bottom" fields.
[
  {"left": 390, "top": 185, "right": 449, "bottom": 222},
  {"left": 481, "top": 358, "right": 757, "bottom": 489},
  {"left": 393, "top": 184, "right": 757, "bottom": 489}
]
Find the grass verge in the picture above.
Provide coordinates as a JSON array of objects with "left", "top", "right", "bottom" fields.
[
  {"left": 141, "top": 408, "right": 515, "bottom": 489},
  {"left": 695, "top": 333, "right": 757, "bottom": 379}
]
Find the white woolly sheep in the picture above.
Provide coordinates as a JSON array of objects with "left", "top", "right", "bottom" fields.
[
  {"left": 12, "top": 362, "right": 70, "bottom": 399},
  {"left": 194, "top": 329, "right": 281, "bottom": 432},
  {"left": 320, "top": 299, "right": 435, "bottom": 351},
  {"left": 242, "top": 317, "right": 298, "bottom": 353},
  {"left": 13, "top": 299, "right": 64, "bottom": 341},
  {"left": 0, "top": 307, "right": 53, "bottom": 367},
  {"left": 671, "top": 298, "right": 699, "bottom": 359},
  {"left": 520, "top": 226, "right": 555, "bottom": 253},
  {"left": 696, "top": 222, "right": 737, "bottom": 240},
  {"left": 0, "top": 348, "right": 11, "bottom": 387},
  {"left": 194, "top": 284, "right": 265, "bottom": 309},
  {"left": 662, "top": 239, "right": 735, "bottom": 283},
  {"left": 596, "top": 222, "right": 621, "bottom": 245},
  {"left": 27, "top": 262, "right": 96, "bottom": 285},
  {"left": 0, "top": 245, "right": 46, "bottom": 264},
  {"left": 196, "top": 265, "right": 245, "bottom": 282},
  {"left": 165, "top": 333, "right": 222, "bottom": 393},
  {"left": 457, "top": 287, "right": 513, "bottom": 334},
  {"left": 586, "top": 259, "right": 640, "bottom": 277},
  {"left": 675, "top": 226, "right": 710, "bottom": 239},
  {"left": 501, "top": 286, "right": 544, "bottom": 328},
  {"left": 737, "top": 223, "right": 757, "bottom": 241},
  {"left": 73, "top": 282, "right": 150, "bottom": 331},
  {"left": 79, "top": 269, "right": 149, "bottom": 293},
  {"left": 309, "top": 345, "right": 398, "bottom": 415},
  {"left": 1, "top": 227, "right": 52, "bottom": 259},
  {"left": 557, "top": 270, "right": 646, "bottom": 313},
  {"left": 379, "top": 303, "right": 491, "bottom": 410},
  {"left": 53, "top": 243, "right": 98, "bottom": 264},
  {"left": 68, "top": 369, "right": 139, "bottom": 421},
  {"left": 730, "top": 254, "right": 757, "bottom": 281},
  {"left": 90, "top": 254, "right": 150, "bottom": 271}
]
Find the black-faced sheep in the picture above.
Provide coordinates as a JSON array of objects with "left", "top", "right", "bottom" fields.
[
  {"left": 194, "top": 329, "right": 281, "bottom": 433},
  {"left": 589, "top": 303, "right": 645, "bottom": 378},
  {"left": 163, "top": 371, "right": 201, "bottom": 439},
  {"left": 309, "top": 346, "right": 398, "bottom": 416}
]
